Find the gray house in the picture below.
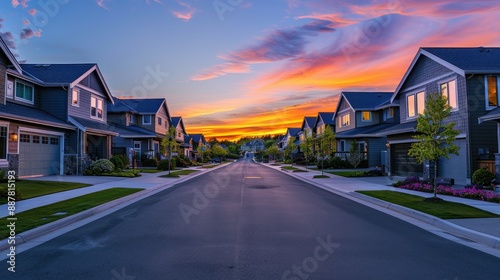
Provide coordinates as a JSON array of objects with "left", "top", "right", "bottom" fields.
[
  {"left": 171, "top": 116, "right": 189, "bottom": 157},
  {"left": 107, "top": 97, "right": 172, "bottom": 164},
  {"left": 386, "top": 47, "right": 500, "bottom": 185},
  {"left": 333, "top": 92, "right": 398, "bottom": 167}
]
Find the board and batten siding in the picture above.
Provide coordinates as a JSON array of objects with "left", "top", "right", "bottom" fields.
[
  {"left": 368, "top": 137, "right": 387, "bottom": 168},
  {"left": 40, "top": 87, "right": 68, "bottom": 121},
  {"left": 79, "top": 71, "right": 107, "bottom": 94}
]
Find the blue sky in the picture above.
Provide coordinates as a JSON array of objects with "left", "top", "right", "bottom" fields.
[{"left": 2, "top": 0, "right": 500, "bottom": 140}]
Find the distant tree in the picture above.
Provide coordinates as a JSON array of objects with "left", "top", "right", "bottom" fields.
[
  {"left": 265, "top": 140, "right": 276, "bottom": 149},
  {"left": 347, "top": 140, "right": 363, "bottom": 168},
  {"left": 265, "top": 144, "right": 280, "bottom": 162},
  {"left": 317, "top": 126, "right": 336, "bottom": 175},
  {"left": 284, "top": 137, "right": 297, "bottom": 166},
  {"left": 299, "top": 132, "right": 315, "bottom": 169},
  {"left": 408, "top": 92, "right": 460, "bottom": 200},
  {"left": 211, "top": 144, "right": 227, "bottom": 164},
  {"left": 197, "top": 144, "right": 210, "bottom": 163}
]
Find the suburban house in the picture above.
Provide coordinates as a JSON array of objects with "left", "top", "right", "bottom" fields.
[
  {"left": 171, "top": 116, "right": 189, "bottom": 157},
  {"left": 313, "top": 112, "right": 335, "bottom": 137},
  {"left": 386, "top": 47, "right": 500, "bottom": 185},
  {"left": 1, "top": 38, "right": 76, "bottom": 177},
  {"left": 298, "top": 116, "right": 316, "bottom": 141},
  {"left": 280, "top": 128, "right": 301, "bottom": 156},
  {"left": 333, "top": 91, "right": 398, "bottom": 168},
  {"left": 107, "top": 97, "right": 172, "bottom": 164},
  {"left": 184, "top": 133, "right": 208, "bottom": 161},
  {"left": 240, "top": 139, "right": 265, "bottom": 153}
]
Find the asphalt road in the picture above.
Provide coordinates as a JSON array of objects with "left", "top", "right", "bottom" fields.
[{"left": 2, "top": 157, "right": 500, "bottom": 279}]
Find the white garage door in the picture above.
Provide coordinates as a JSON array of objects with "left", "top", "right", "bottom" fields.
[
  {"left": 19, "top": 133, "right": 61, "bottom": 177},
  {"left": 438, "top": 139, "right": 468, "bottom": 185}
]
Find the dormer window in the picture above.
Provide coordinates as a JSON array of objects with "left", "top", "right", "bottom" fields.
[
  {"left": 15, "top": 81, "right": 34, "bottom": 104},
  {"left": 338, "top": 114, "right": 350, "bottom": 128},
  {"left": 72, "top": 88, "right": 80, "bottom": 107},
  {"left": 486, "top": 76, "right": 499, "bottom": 109},
  {"left": 361, "top": 111, "right": 371, "bottom": 122},
  {"left": 90, "top": 96, "right": 103, "bottom": 120},
  {"left": 143, "top": 115, "right": 152, "bottom": 125}
]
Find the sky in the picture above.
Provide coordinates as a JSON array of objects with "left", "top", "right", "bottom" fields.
[{"left": 1, "top": 0, "right": 500, "bottom": 141}]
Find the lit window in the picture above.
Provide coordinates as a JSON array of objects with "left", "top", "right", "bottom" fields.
[
  {"left": 143, "top": 115, "right": 152, "bottom": 125},
  {"left": 72, "top": 88, "right": 79, "bottom": 106},
  {"left": 0, "top": 126, "right": 6, "bottom": 160},
  {"left": 20, "top": 134, "right": 30, "bottom": 143},
  {"left": 15, "top": 81, "right": 34, "bottom": 103},
  {"left": 487, "top": 76, "right": 498, "bottom": 108},
  {"left": 90, "top": 96, "right": 103, "bottom": 120},
  {"left": 361, "top": 111, "right": 371, "bottom": 121},
  {"left": 407, "top": 91, "right": 425, "bottom": 117},
  {"left": 338, "top": 114, "right": 350, "bottom": 128},
  {"left": 440, "top": 80, "right": 457, "bottom": 109},
  {"left": 417, "top": 91, "right": 425, "bottom": 115}
]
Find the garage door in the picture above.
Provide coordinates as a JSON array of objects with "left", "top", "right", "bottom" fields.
[
  {"left": 391, "top": 143, "right": 423, "bottom": 177},
  {"left": 19, "top": 133, "right": 60, "bottom": 177},
  {"left": 438, "top": 139, "right": 467, "bottom": 185}
]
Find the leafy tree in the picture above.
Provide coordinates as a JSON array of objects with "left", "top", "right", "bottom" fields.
[
  {"left": 317, "top": 126, "right": 336, "bottom": 175},
  {"left": 284, "top": 137, "right": 297, "bottom": 166},
  {"left": 347, "top": 140, "right": 363, "bottom": 168},
  {"left": 197, "top": 144, "right": 210, "bottom": 163},
  {"left": 299, "top": 131, "right": 315, "bottom": 169},
  {"left": 211, "top": 144, "right": 228, "bottom": 164},
  {"left": 265, "top": 144, "right": 280, "bottom": 162},
  {"left": 408, "top": 92, "right": 460, "bottom": 200},
  {"left": 161, "top": 126, "right": 179, "bottom": 174}
]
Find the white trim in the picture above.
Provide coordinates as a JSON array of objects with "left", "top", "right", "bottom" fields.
[
  {"left": 71, "top": 87, "right": 80, "bottom": 107},
  {"left": 484, "top": 75, "right": 499, "bottom": 111},
  {"left": 388, "top": 139, "right": 418, "bottom": 145},
  {"left": 6, "top": 80, "right": 13, "bottom": 99},
  {"left": 14, "top": 79, "right": 35, "bottom": 104},
  {"left": 438, "top": 76, "right": 459, "bottom": 111},
  {"left": 497, "top": 123, "right": 500, "bottom": 152},
  {"left": 76, "top": 84, "right": 106, "bottom": 98},
  {"left": 142, "top": 114, "right": 152, "bottom": 125},
  {"left": 405, "top": 90, "right": 425, "bottom": 119},
  {"left": 70, "top": 65, "right": 97, "bottom": 89},
  {"left": 90, "top": 96, "right": 104, "bottom": 120},
  {"left": 0, "top": 121, "right": 9, "bottom": 162}
]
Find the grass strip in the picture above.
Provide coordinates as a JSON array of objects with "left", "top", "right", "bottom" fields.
[
  {"left": 137, "top": 169, "right": 165, "bottom": 174},
  {"left": 160, "top": 169, "right": 198, "bottom": 178},
  {"left": 202, "top": 165, "right": 219, "bottom": 169},
  {"left": 328, "top": 171, "right": 366, "bottom": 177},
  {"left": 313, "top": 175, "right": 330, "bottom": 179},
  {"left": 281, "top": 166, "right": 299, "bottom": 171},
  {"left": 357, "top": 190, "right": 499, "bottom": 219},
  {"left": 1, "top": 181, "right": 92, "bottom": 204},
  {"left": 0, "top": 188, "right": 142, "bottom": 239}
]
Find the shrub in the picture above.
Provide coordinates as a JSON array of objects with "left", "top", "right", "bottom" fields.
[
  {"left": 173, "top": 155, "right": 191, "bottom": 167},
  {"left": 84, "top": 159, "right": 115, "bottom": 175},
  {"left": 0, "top": 187, "right": 22, "bottom": 201},
  {"left": 110, "top": 155, "right": 125, "bottom": 171},
  {"left": 142, "top": 158, "right": 158, "bottom": 167},
  {"left": 0, "top": 169, "right": 7, "bottom": 183},
  {"left": 158, "top": 159, "right": 177, "bottom": 170},
  {"left": 472, "top": 168, "right": 495, "bottom": 187},
  {"left": 316, "top": 159, "right": 331, "bottom": 169}
]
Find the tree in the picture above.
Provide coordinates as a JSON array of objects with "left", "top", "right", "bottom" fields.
[
  {"left": 161, "top": 126, "right": 179, "bottom": 174},
  {"left": 317, "top": 126, "right": 335, "bottom": 175},
  {"left": 347, "top": 140, "right": 363, "bottom": 168},
  {"left": 197, "top": 144, "right": 210, "bottom": 163},
  {"left": 284, "top": 137, "right": 297, "bottom": 166},
  {"left": 211, "top": 144, "right": 227, "bottom": 164},
  {"left": 408, "top": 92, "right": 460, "bottom": 200},
  {"left": 299, "top": 131, "right": 315, "bottom": 169},
  {"left": 265, "top": 144, "right": 280, "bottom": 162}
]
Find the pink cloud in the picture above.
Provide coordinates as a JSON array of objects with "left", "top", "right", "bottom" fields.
[
  {"left": 12, "top": 0, "right": 29, "bottom": 8},
  {"left": 28, "top": 8, "right": 38, "bottom": 16},
  {"left": 172, "top": 0, "right": 195, "bottom": 21},
  {"left": 191, "top": 62, "right": 249, "bottom": 81},
  {"left": 22, "top": 19, "right": 30, "bottom": 25},
  {"left": 20, "top": 28, "right": 41, "bottom": 39},
  {"left": 295, "top": 13, "right": 355, "bottom": 28},
  {"left": 96, "top": 0, "right": 110, "bottom": 10}
]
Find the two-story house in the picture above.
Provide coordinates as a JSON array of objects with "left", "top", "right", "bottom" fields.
[
  {"left": 387, "top": 47, "right": 500, "bottom": 185},
  {"left": 108, "top": 97, "right": 172, "bottom": 163},
  {"left": 313, "top": 112, "right": 335, "bottom": 138},
  {"left": 0, "top": 38, "right": 76, "bottom": 177},
  {"left": 185, "top": 133, "right": 207, "bottom": 161},
  {"left": 171, "top": 116, "right": 189, "bottom": 157},
  {"left": 333, "top": 92, "right": 398, "bottom": 167}
]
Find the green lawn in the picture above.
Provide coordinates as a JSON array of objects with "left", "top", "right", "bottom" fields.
[
  {"left": 357, "top": 190, "right": 500, "bottom": 219},
  {"left": 160, "top": 169, "right": 198, "bottom": 178},
  {"left": 0, "top": 180, "right": 92, "bottom": 204},
  {"left": 281, "top": 166, "right": 299, "bottom": 171},
  {"left": 202, "top": 164, "right": 219, "bottom": 169},
  {"left": 313, "top": 175, "right": 330, "bottom": 179},
  {"left": 328, "top": 171, "right": 367, "bottom": 177},
  {"left": 137, "top": 168, "right": 164, "bottom": 173},
  {"left": 0, "top": 188, "right": 143, "bottom": 239}
]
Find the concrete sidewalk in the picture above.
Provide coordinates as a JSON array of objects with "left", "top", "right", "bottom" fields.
[{"left": 263, "top": 163, "right": 500, "bottom": 247}]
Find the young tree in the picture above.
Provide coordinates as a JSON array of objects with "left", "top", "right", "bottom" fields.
[
  {"left": 197, "top": 145, "right": 210, "bottom": 163},
  {"left": 299, "top": 132, "right": 315, "bottom": 169},
  {"left": 347, "top": 140, "right": 363, "bottom": 168},
  {"left": 317, "top": 126, "right": 335, "bottom": 175},
  {"left": 211, "top": 144, "right": 227, "bottom": 164},
  {"left": 265, "top": 144, "right": 280, "bottom": 162},
  {"left": 284, "top": 137, "right": 297, "bottom": 166},
  {"left": 161, "top": 126, "right": 179, "bottom": 174},
  {"left": 408, "top": 92, "right": 460, "bottom": 200}
]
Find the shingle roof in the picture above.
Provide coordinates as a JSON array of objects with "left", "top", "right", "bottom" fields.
[
  {"left": 287, "top": 128, "right": 301, "bottom": 137},
  {"left": 0, "top": 103, "right": 75, "bottom": 130},
  {"left": 342, "top": 92, "right": 393, "bottom": 110},
  {"left": 69, "top": 116, "right": 119, "bottom": 136},
  {"left": 302, "top": 117, "right": 316, "bottom": 129},
  {"left": 110, "top": 98, "right": 165, "bottom": 114},
  {"left": 335, "top": 123, "right": 398, "bottom": 138},
  {"left": 422, "top": 47, "right": 500, "bottom": 73},
  {"left": 479, "top": 107, "right": 500, "bottom": 123},
  {"left": 110, "top": 124, "right": 157, "bottom": 138},
  {"left": 189, "top": 134, "right": 205, "bottom": 143},
  {"left": 317, "top": 112, "right": 335, "bottom": 126},
  {"left": 171, "top": 117, "right": 181, "bottom": 127},
  {"left": 21, "top": 64, "right": 96, "bottom": 84},
  {"left": 375, "top": 121, "right": 417, "bottom": 136}
]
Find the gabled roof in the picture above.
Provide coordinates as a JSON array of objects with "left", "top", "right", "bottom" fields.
[
  {"left": 286, "top": 128, "right": 301, "bottom": 137},
  {"left": 110, "top": 98, "right": 167, "bottom": 115},
  {"left": 0, "top": 35, "right": 22, "bottom": 74},
  {"left": 171, "top": 116, "right": 187, "bottom": 134},
  {"left": 0, "top": 102, "right": 75, "bottom": 130},
  {"left": 314, "top": 112, "right": 335, "bottom": 128},
  {"left": 110, "top": 124, "right": 157, "bottom": 138},
  {"left": 339, "top": 92, "right": 393, "bottom": 111},
  {"left": 301, "top": 116, "right": 316, "bottom": 130},
  {"left": 392, "top": 47, "right": 500, "bottom": 102},
  {"left": 189, "top": 134, "right": 206, "bottom": 144},
  {"left": 21, "top": 63, "right": 114, "bottom": 103},
  {"left": 375, "top": 121, "right": 417, "bottom": 136},
  {"left": 69, "top": 116, "right": 118, "bottom": 136}
]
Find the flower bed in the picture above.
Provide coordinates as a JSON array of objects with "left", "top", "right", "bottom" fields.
[{"left": 394, "top": 177, "right": 500, "bottom": 203}]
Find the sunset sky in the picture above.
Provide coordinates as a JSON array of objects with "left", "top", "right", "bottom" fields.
[{"left": 1, "top": 0, "right": 500, "bottom": 141}]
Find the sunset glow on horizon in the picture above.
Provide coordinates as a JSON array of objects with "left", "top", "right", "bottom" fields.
[{"left": 2, "top": 1, "right": 500, "bottom": 141}]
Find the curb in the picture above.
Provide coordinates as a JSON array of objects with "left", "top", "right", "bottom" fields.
[
  {"left": 261, "top": 163, "right": 500, "bottom": 250},
  {"left": 0, "top": 163, "right": 231, "bottom": 251}
]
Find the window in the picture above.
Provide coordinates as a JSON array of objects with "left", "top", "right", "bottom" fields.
[
  {"left": 0, "top": 126, "right": 7, "bottom": 160},
  {"left": 15, "top": 81, "right": 34, "bottom": 103},
  {"left": 129, "top": 114, "right": 137, "bottom": 124},
  {"left": 339, "top": 140, "right": 346, "bottom": 152},
  {"left": 42, "top": 137, "right": 49, "bottom": 144},
  {"left": 6, "top": 81, "right": 13, "bottom": 98},
  {"left": 384, "top": 108, "right": 394, "bottom": 121},
  {"left": 50, "top": 137, "right": 59, "bottom": 145},
  {"left": 338, "top": 114, "right": 350, "bottom": 128},
  {"left": 72, "top": 88, "right": 79, "bottom": 106},
  {"left": 158, "top": 117, "right": 162, "bottom": 126},
  {"left": 90, "top": 96, "right": 103, "bottom": 120},
  {"left": 20, "top": 134, "right": 30, "bottom": 143},
  {"left": 440, "top": 80, "right": 457, "bottom": 109},
  {"left": 143, "top": 115, "right": 152, "bottom": 125},
  {"left": 407, "top": 91, "right": 425, "bottom": 118},
  {"left": 487, "top": 76, "right": 499, "bottom": 108},
  {"left": 33, "top": 135, "right": 40, "bottom": 144},
  {"left": 134, "top": 141, "right": 141, "bottom": 149},
  {"left": 361, "top": 111, "right": 371, "bottom": 122}
]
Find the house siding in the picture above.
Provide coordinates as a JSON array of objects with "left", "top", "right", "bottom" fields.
[
  {"left": 40, "top": 87, "right": 68, "bottom": 120},
  {"left": 68, "top": 87, "right": 108, "bottom": 123},
  {"left": 356, "top": 111, "right": 380, "bottom": 128},
  {"left": 467, "top": 74, "right": 498, "bottom": 174},
  {"left": 79, "top": 71, "right": 106, "bottom": 94},
  {"left": 0, "top": 55, "right": 6, "bottom": 105},
  {"left": 368, "top": 137, "right": 387, "bottom": 167},
  {"left": 6, "top": 76, "right": 40, "bottom": 108},
  {"left": 108, "top": 113, "right": 127, "bottom": 126},
  {"left": 155, "top": 105, "right": 170, "bottom": 136}
]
